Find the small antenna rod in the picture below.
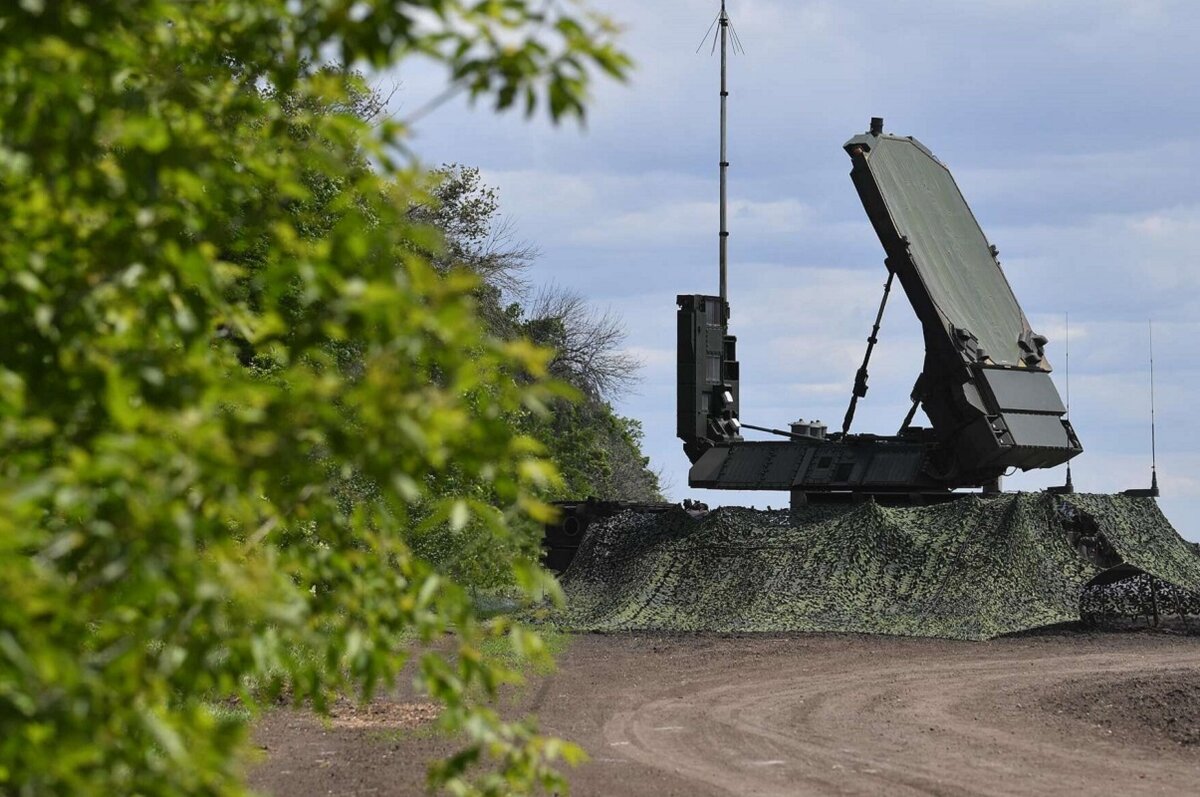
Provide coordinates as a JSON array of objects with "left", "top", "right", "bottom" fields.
[
  {"left": 718, "top": 1, "right": 730, "bottom": 306},
  {"left": 1149, "top": 320, "right": 1159, "bottom": 493},
  {"left": 1064, "top": 312, "right": 1073, "bottom": 490},
  {"left": 1064, "top": 313, "right": 1071, "bottom": 420}
]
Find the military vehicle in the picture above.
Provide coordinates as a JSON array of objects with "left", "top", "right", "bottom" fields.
[
  {"left": 543, "top": 4, "right": 1173, "bottom": 588},
  {"left": 543, "top": 6, "right": 1199, "bottom": 643},
  {"left": 549, "top": 115, "right": 1095, "bottom": 569},
  {"left": 548, "top": 115, "right": 1092, "bottom": 568}
]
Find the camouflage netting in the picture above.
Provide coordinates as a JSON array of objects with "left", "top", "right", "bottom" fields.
[
  {"left": 1064, "top": 494, "right": 1200, "bottom": 591},
  {"left": 559, "top": 493, "right": 1200, "bottom": 640},
  {"left": 1082, "top": 574, "right": 1200, "bottom": 624}
]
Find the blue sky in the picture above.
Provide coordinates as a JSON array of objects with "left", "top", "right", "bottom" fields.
[{"left": 387, "top": 0, "right": 1200, "bottom": 540}]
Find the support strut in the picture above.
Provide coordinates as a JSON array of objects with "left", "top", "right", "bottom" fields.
[
  {"left": 841, "top": 269, "right": 895, "bottom": 436},
  {"left": 898, "top": 396, "right": 921, "bottom": 435}
]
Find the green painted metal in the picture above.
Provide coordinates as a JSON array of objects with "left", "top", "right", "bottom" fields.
[{"left": 856, "top": 135, "right": 1032, "bottom": 368}]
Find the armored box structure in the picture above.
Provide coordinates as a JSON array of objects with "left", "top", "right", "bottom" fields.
[{"left": 677, "top": 294, "right": 741, "bottom": 463}]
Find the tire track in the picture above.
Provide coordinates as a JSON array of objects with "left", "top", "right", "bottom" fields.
[{"left": 601, "top": 641, "right": 1200, "bottom": 795}]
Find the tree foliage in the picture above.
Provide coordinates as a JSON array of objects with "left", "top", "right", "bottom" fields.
[
  {"left": 523, "top": 285, "right": 640, "bottom": 401},
  {"left": 413, "top": 164, "right": 538, "bottom": 297},
  {"left": 0, "top": 1, "right": 629, "bottom": 794},
  {"left": 414, "top": 167, "right": 662, "bottom": 506},
  {"left": 392, "top": 165, "right": 661, "bottom": 586}
]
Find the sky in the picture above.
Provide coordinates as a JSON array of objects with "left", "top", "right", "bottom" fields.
[{"left": 385, "top": 0, "right": 1200, "bottom": 541}]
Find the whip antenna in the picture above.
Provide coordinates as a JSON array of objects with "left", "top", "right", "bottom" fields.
[
  {"left": 1149, "top": 320, "right": 1159, "bottom": 494},
  {"left": 699, "top": 2, "right": 745, "bottom": 306},
  {"left": 1064, "top": 312, "right": 1073, "bottom": 491}
]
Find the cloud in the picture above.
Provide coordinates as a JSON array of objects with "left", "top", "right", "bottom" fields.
[
  {"left": 621, "top": 345, "right": 674, "bottom": 369},
  {"left": 570, "top": 197, "right": 814, "bottom": 246},
  {"left": 996, "top": 204, "right": 1200, "bottom": 326}
]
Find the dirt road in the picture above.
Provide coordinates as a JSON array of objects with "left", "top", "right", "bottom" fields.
[{"left": 249, "top": 630, "right": 1200, "bottom": 795}]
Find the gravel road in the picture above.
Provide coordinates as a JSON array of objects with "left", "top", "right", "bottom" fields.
[{"left": 249, "top": 630, "right": 1200, "bottom": 796}]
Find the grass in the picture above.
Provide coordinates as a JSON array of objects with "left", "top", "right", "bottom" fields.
[
  {"left": 198, "top": 595, "right": 572, "bottom": 731},
  {"left": 206, "top": 701, "right": 253, "bottom": 725},
  {"left": 368, "top": 723, "right": 456, "bottom": 744},
  {"left": 479, "top": 627, "right": 571, "bottom": 676}
]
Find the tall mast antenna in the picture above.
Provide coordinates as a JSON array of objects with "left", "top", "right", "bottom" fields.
[
  {"left": 1149, "top": 319, "right": 1159, "bottom": 493},
  {"left": 719, "top": 1, "right": 729, "bottom": 304},
  {"left": 699, "top": 2, "right": 745, "bottom": 307}
]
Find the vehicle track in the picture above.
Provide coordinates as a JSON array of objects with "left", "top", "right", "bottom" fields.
[{"left": 601, "top": 637, "right": 1200, "bottom": 795}]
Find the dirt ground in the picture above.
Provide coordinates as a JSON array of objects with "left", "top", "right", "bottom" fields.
[{"left": 248, "top": 629, "right": 1200, "bottom": 796}]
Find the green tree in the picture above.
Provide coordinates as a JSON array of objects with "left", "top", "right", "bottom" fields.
[
  {"left": 399, "top": 165, "right": 662, "bottom": 583},
  {"left": 409, "top": 165, "right": 661, "bottom": 506},
  {"left": 518, "top": 286, "right": 661, "bottom": 502},
  {"left": 0, "top": 2, "right": 628, "bottom": 795}
]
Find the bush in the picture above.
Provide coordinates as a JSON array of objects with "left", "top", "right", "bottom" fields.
[{"left": 0, "top": 2, "right": 628, "bottom": 794}]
